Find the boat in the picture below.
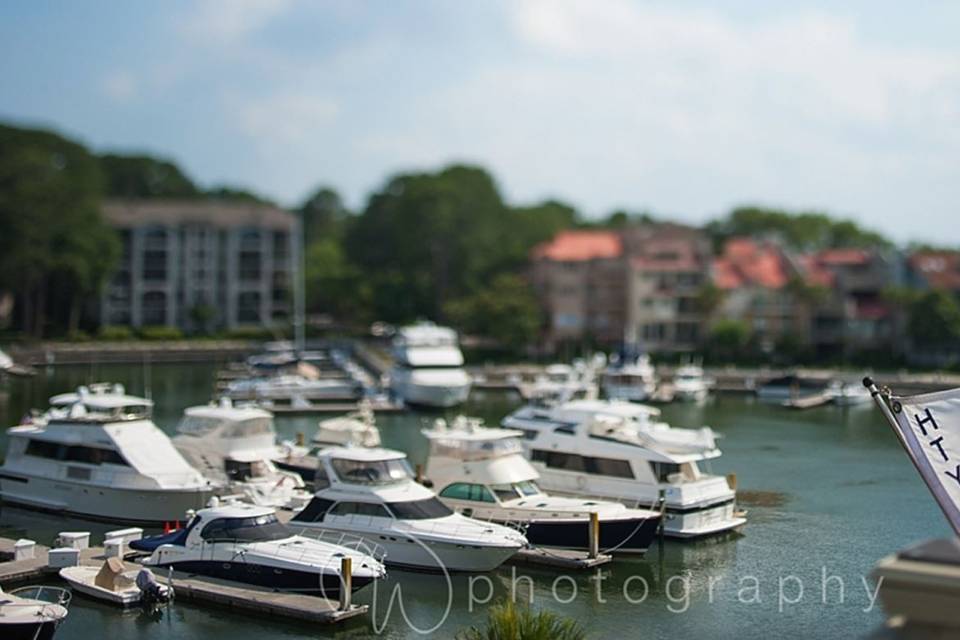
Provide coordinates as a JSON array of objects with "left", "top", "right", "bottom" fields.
[
  {"left": 502, "top": 399, "right": 746, "bottom": 538},
  {"left": 0, "top": 348, "right": 12, "bottom": 371},
  {"left": 0, "top": 585, "right": 70, "bottom": 640},
  {"left": 390, "top": 321, "right": 472, "bottom": 408},
  {"left": 671, "top": 363, "right": 711, "bottom": 402},
  {"left": 0, "top": 385, "right": 221, "bottom": 525},
  {"left": 423, "top": 417, "right": 662, "bottom": 554},
  {"left": 59, "top": 560, "right": 172, "bottom": 608},
  {"left": 273, "top": 404, "right": 382, "bottom": 486},
  {"left": 827, "top": 379, "right": 873, "bottom": 406},
  {"left": 290, "top": 446, "right": 526, "bottom": 572},
  {"left": 755, "top": 374, "right": 829, "bottom": 402},
  {"left": 224, "top": 374, "right": 362, "bottom": 406},
  {"left": 131, "top": 502, "right": 385, "bottom": 597},
  {"left": 172, "top": 399, "right": 312, "bottom": 509},
  {"left": 601, "top": 350, "right": 657, "bottom": 402},
  {"left": 526, "top": 362, "right": 598, "bottom": 403}
]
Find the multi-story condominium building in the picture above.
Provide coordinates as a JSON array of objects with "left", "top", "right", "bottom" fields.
[
  {"left": 622, "top": 224, "right": 711, "bottom": 353},
  {"left": 530, "top": 230, "right": 626, "bottom": 351},
  {"left": 99, "top": 200, "right": 298, "bottom": 332},
  {"left": 906, "top": 250, "right": 960, "bottom": 294}
]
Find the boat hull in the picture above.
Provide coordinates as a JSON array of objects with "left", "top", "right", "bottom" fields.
[
  {"left": 0, "top": 473, "right": 216, "bottom": 525},
  {"left": 503, "top": 516, "right": 659, "bottom": 555},
  {"left": 1, "top": 621, "right": 62, "bottom": 640},
  {"left": 394, "top": 381, "right": 472, "bottom": 409},
  {"left": 151, "top": 560, "right": 371, "bottom": 597}
]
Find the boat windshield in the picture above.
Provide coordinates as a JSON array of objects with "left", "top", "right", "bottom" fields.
[
  {"left": 428, "top": 436, "right": 522, "bottom": 460},
  {"left": 489, "top": 481, "right": 542, "bottom": 501},
  {"left": 179, "top": 416, "right": 273, "bottom": 438},
  {"left": 331, "top": 457, "right": 413, "bottom": 485},
  {"left": 199, "top": 514, "right": 290, "bottom": 542},
  {"left": 385, "top": 498, "right": 453, "bottom": 520}
]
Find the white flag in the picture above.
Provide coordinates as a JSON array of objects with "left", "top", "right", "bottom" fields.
[{"left": 883, "top": 387, "right": 960, "bottom": 534}]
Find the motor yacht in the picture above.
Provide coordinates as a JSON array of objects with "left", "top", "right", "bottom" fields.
[
  {"left": 290, "top": 447, "right": 526, "bottom": 572},
  {"left": 173, "top": 399, "right": 311, "bottom": 509},
  {"left": 827, "top": 379, "right": 873, "bottom": 406},
  {"left": 601, "top": 352, "right": 657, "bottom": 402},
  {"left": 0, "top": 585, "right": 70, "bottom": 640},
  {"left": 390, "top": 322, "right": 472, "bottom": 408},
  {"left": 0, "top": 386, "right": 220, "bottom": 524},
  {"left": 671, "top": 363, "right": 711, "bottom": 402},
  {"left": 274, "top": 404, "right": 382, "bottom": 486},
  {"left": 502, "top": 399, "right": 746, "bottom": 538},
  {"left": 423, "top": 417, "right": 662, "bottom": 554},
  {"left": 225, "top": 374, "right": 362, "bottom": 407},
  {"left": 526, "top": 362, "right": 598, "bottom": 403},
  {"left": 131, "top": 502, "right": 385, "bottom": 596}
]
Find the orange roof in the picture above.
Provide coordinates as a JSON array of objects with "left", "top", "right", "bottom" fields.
[
  {"left": 813, "top": 248, "right": 869, "bottom": 267},
  {"left": 798, "top": 255, "right": 836, "bottom": 287},
  {"left": 713, "top": 238, "right": 790, "bottom": 289},
  {"left": 910, "top": 251, "right": 960, "bottom": 290},
  {"left": 532, "top": 230, "right": 622, "bottom": 262}
]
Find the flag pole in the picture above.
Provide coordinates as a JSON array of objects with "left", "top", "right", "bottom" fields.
[{"left": 863, "top": 376, "right": 960, "bottom": 537}]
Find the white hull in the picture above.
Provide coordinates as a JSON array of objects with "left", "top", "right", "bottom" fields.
[
  {"left": 0, "top": 474, "right": 215, "bottom": 524},
  {"left": 393, "top": 376, "right": 472, "bottom": 408},
  {"left": 603, "top": 384, "right": 654, "bottom": 402},
  {"left": 673, "top": 385, "right": 709, "bottom": 402},
  {"left": 58, "top": 566, "right": 144, "bottom": 607}
]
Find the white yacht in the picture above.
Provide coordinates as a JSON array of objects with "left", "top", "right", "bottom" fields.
[
  {"left": 602, "top": 352, "right": 657, "bottom": 402},
  {"left": 672, "top": 363, "right": 710, "bottom": 402},
  {"left": 423, "top": 417, "right": 662, "bottom": 554},
  {"left": 173, "top": 399, "right": 311, "bottom": 509},
  {"left": 0, "top": 347, "right": 12, "bottom": 371},
  {"left": 0, "top": 386, "right": 220, "bottom": 524},
  {"left": 828, "top": 379, "right": 873, "bottom": 406},
  {"left": 290, "top": 447, "right": 526, "bottom": 572},
  {"left": 526, "top": 363, "right": 598, "bottom": 403},
  {"left": 225, "top": 374, "right": 362, "bottom": 407},
  {"left": 131, "top": 502, "right": 385, "bottom": 596},
  {"left": 390, "top": 322, "right": 472, "bottom": 408},
  {"left": 274, "top": 405, "right": 382, "bottom": 487},
  {"left": 502, "top": 399, "right": 746, "bottom": 538},
  {"left": 0, "top": 585, "right": 70, "bottom": 640}
]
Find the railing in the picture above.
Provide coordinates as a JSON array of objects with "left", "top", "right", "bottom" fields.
[{"left": 4, "top": 586, "right": 72, "bottom": 618}]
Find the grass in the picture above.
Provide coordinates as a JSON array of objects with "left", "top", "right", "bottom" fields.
[{"left": 455, "top": 600, "right": 587, "bottom": 640}]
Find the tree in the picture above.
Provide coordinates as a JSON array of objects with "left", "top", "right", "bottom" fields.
[
  {"left": 706, "top": 206, "right": 891, "bottom": 251},
  {"left": 205, "top": 185, "right": 275, "bottom": 205},
  {"left": 300, "top": 186, "right": 351, "bottom": 245},
  {"left": 696, "top": 283, "right": 726, "bottom": 316},
  {"left": 907, "top": 290, "right": 960, "bottom": 348},
  {"left": 706, "top": 319, "right": 751, "bottom": 361},
  {"left": 444, "top": 274, "right": 542, "bottom": 352},
  {"left": 0, "top": 124, "right": 119, "bottom": 336},
  {"left": 99, "top": 153, "right": 200, "bottom": 198}
]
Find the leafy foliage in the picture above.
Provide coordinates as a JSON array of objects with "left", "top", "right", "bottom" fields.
[
  {"left": 99, "top": 153, "right": 200, "bottom": 198},
  {"left": 455, "top": 600, "right": 586, "bottom": 640},
  {"left": 444, "top": 274, "right": 542, "bottom": 351},
  {"left": 706, "top": 207, "right": 891, "bottom": 251},
  {"left": 907, "top": 290, "right": 960, "bottom": 347}
]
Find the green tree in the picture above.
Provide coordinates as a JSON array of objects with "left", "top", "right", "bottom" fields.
[
  {"left": 99, "top": 153, "right": 200, "bottom": 198},
  {"left": 695, "top": 283, "right": 726, "bottom": 316},
  {"left": 444, "top": 274, "right": 541, "bottom": 352},
  {"left": 300, "top": 186, "right": 351, "bottom": 245},
  {"left": 706, "top": 206, "right": 891, "bottom": 251},
  {"left": 907, "top": 290, "right": 960, "bottom": 348},
  {"left": 456, "top": 600, "right": 586, "bottom": 640},
  {"left": 706, "top": 319, "right": 752, "bottom": 360},
  {"left": 304, "top": 237, "right": 371, "bottom": 322},
  {"left": 205, "top": 185, "right": 274, "bottom": 204}
]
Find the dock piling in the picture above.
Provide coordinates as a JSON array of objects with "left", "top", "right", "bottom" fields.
[
  {"left": 588, "top": 513, "right": 600, "bottom": 559},
  {"left": 339, "top": 556, "right": 352, "bottom": 611}
]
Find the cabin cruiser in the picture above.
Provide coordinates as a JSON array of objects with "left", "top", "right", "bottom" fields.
[
  {"left": 274, "top": 404, "right": 382, "bottom": 486},
  {"left": 602, "top": 352, "right": 657, "bottom": 402},
  {"left": 502, "top": 399, "right": 746, "bottom": 538},
  {"left": 131, "top": 502, "right": 385, "bottom": 596},
  {"left": 423, "top": 417, "right": 661, "bottom": 554},
  {"left": 290, "top": 447, "right": 526, "bottom": 571},
  {"left": 390, "top": 322, "right": 472, "bottom": 408},
  {"left": 526, "top": 363, "right": 598, "bottom": 403},
  {"left": 173, "top": 400, "right": 311, "bottom": 509},
  {"left": 0, "top": 386, "right": 220, "bottom": 524},
  {"left": 225, "top": 374, "right": 362, "bottom": 407},
  {"left": 0, "top": 585, "right": 70, "bottom": 640},
  {"left": 672, "top": 363, "right": 710, "bottom": 402}
]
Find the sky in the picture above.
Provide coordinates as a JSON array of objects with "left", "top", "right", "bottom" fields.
[{"left": 1, "top": 0, "right": 958, "bottom": 244}]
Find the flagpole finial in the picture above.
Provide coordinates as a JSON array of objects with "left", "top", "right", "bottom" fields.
[{"left": 863, "top": 376, "right": 875, "bottom": 389}]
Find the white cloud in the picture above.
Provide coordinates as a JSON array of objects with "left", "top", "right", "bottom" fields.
[
  {"left": 102, "top": 70, "right": 137, "bottom": 103},
  {"left": 179, "top": 0, "right": 293, "bottom": 46}
]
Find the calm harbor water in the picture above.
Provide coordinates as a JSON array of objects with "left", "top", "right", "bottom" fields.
[{"left": 0, "top": 362, "right": 949, "bottom": 639}]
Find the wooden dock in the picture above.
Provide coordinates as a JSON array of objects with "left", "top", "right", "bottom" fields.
[
  {"left": 782, "top": 391, "right": 834, "bottom": 409},
  {"left": 508, "top": 547, "right": 612, "bottom": 569},
  {"left": 0, "top": 537, "right": 367, "bottom": 624}
]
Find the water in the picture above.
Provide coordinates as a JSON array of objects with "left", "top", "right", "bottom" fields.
[{"left": 0, "top": 363, "right": 948, "bottom": 639}]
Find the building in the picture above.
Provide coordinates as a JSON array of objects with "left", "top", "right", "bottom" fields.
[
  {"left": 622, "top": 224, "right": 711, "bottom": 353},
  {"left": 906, "top": 251, "right": 960, "bottom": 294},
  {"left": 99, "top": 200, "right": 298, "bottom": 333},
  {"left": 530, "top": 230, "right": 626, "bottom": 351}
]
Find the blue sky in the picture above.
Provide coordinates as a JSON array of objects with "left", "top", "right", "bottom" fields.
[{"left": 1, "top": 1, "right": 958, "bottom": 243}]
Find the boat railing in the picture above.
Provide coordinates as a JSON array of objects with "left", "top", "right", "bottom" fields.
[
  {"left": 6, "top": 585, "right": 73, "bottom": 612},
  {"left": 286, "top": 527, "right": 388, "bottom": 563},
  {"left": 387, "top": 517, "right": 526, "bottom": 543}
]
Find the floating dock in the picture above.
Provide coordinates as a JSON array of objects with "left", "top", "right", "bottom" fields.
[
  {"left": 0, "top": 537, "right": 367, "bottom": 625},
  {"left": 508, "top": 547, "right": 611, "bottom": 569}
]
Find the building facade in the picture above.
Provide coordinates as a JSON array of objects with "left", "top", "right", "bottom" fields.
[{"left": 100, "top": 200, "right": 298, "bottom": 333}]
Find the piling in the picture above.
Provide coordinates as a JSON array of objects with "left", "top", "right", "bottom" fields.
[
  {"left": 339, "top": 556, "right": 352, "bottom": 611},
  {"left": 588, "top": 512, "right": 600, "bottom": 560}
]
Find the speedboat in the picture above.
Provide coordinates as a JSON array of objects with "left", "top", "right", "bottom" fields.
[
  {"left": 602, "top": 352, "right": 657, "bottom": 402},
  {"left": 502, "top": 399, "right": 746, "bottom": 538},
  {"left": 672, "top": 363, "right": 710, "bottom": 402},
  {"left": 59, "top": 560, "right": 171, "bottom": 608},
  {"left": 290, "top": 447, "right": 526, "bottom": 572},
  {"left": 274, "top": 404, "right": 382, "bottom": 486},
  {"left": 423, "top": 417, "right": 662, "bottom": 555},
  {"left": 828, "top": 380, "right": 873, "bottom": 406},
  {"left": 0, "top": 585, "right": 70, "bottom": 640},
  {"left": 0, "top": 385, "right": 220, "bottom": 524},
  {"left": 390, "top": 321, "right": 472, "bottom": 408},
  {"left": 131, "top": 502, "right": 385, "bottom": 596},
  {"left": 173, "top": 399, "right": 311, "bottom": 509}
]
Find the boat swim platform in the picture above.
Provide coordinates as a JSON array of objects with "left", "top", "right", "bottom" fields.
[
  {"left": 508, "top": 547, "right": 612, "bottom": 570},
  {"left": 0, "top": 537, "right": 367, "bottom": 624}
]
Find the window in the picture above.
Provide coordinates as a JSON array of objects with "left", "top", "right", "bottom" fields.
[
  {"left": 490, "top": 484, "right": 520, "bottom": 502},
  {"left": 291, "top": 498, "right": 334, "bottom": 523},
  {"left": 330, "top": 457, "right": 413, "bottom": 485},
  {"left": 439, "top": 483, "right": 496, "bottom": 503},
  {"left": 386, "top": 498, "right": 454, "bottom": 520},
  {"left": 200, "top": 514, "right": 290, "bottom": 542},
  {"left": 142, "top": 291, "right": 166, "bottom": 325},
  {"left": 328, "top": 502, "right": 392, "bottom": 518},
  {"left": 237, "top": 292, "right": 261, "bottom": 324},
  {"left": 530, "top": 449, "right": 634, "bottom": 479},
  {"left": 24, "top": 440, "right": 129, "bottom": 466},
  {"left": 226, "top": 459, "right": 271, "bottom": 481},
  {"left": 651, "top": 462, "right": 681, "bottom": 482}
]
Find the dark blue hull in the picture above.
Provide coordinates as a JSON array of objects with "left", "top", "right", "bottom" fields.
[
  {"left": 273, "top": 460, "right": 317, "bottom": 484},
  {"left": 155, "top": 560, "right": 373, "bottom": 597},
  {"left": 504, "top": 517, "right": 660, "bottom": 554},
  {"left": 3, "top": 620, "right": 62, "bottom": 640}
]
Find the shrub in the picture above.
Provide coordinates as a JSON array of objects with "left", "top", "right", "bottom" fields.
[
  {"left": 455, "top": 600, "right": 586, "bottom": 640},
  {"left": 98, "top": 325, "right": 134, "bottom": 341},
  {"left": 138, "top": 325, "right": 184, "bottom": 340}
]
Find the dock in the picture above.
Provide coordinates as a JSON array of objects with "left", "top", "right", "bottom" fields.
[
  {"left": 781, "top": 391, "right": 834, "bottom": 409},
  {"left": 508, "top": 547, "right": 611, "bottom": 569},
  {"left": 0, "top": 537, "right": 367, "bottom": 625}
]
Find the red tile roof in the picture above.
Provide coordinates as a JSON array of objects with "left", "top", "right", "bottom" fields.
[
  {"left": 797, "top": 255, "right": 836, "bottom": 287},
  {"left": 909, "top": 251, "right": 960, "bottom": 290},
  {"left": 532, "top": 230, "right": 622, "bottom": 262},
  {"left": 713, "top": 238, "right": 790, "bottom": 289},
  {"left": 815, "top": 249, "right": 870, "bottom": 266}
]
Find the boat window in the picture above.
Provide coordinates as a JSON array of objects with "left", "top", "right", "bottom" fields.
[
  {"left": 328, "top": 501, "right": 392, "bottom": 518},
  {"left": 439, "top": 483, "right": 496, "bottom": 503},
  {"left": 314, "top": 468, "right": 331, "bottom": 490},
  {"left": 428, "top": 436, "right": 522, "bottom": 460},
  {"left": 651, "top": 462, "right": 681, "bottom": 482},
  {"left": 224, "top": 418, "right": 273, "bottom": 438},
  {"left": 225, "top": 459, "right": 271, "bottom": 481},
  {"left": 24, "top": 439, "right": 130, "bottom": 466},
  {"left": 490, "top": 484, "right": 521, "bottom": 501},
  {"left": 200, "top": 514, "right": 290, "bottom": 542},
  {"left": 530, "top": 449, "right": 633, "bottom": 479},
  {"left": 386, "top": 498, "right": 454, "bottom": 520},
  {"left": 291, "top": 498, "right": 334, "bottom": 523},
  {"left": 330, "top": 457, "right": 412, "bottom": 485},
  {"left": 177, "top": 416, "right": 222, "bottom": 436},
  {"left": 515, "top": 480, "right": 541, "bottom": 497}
]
